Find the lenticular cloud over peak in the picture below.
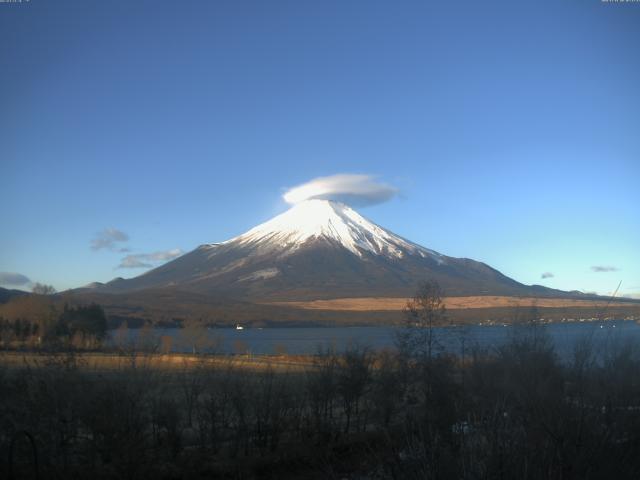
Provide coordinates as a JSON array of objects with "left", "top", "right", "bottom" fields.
[{"left": 283, "top": 174, "right": 398, "bottom": 207}]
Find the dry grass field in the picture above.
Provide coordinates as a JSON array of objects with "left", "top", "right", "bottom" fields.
[
  {"left": 0, "top": 351, "right": 317, "bottom": 373},
  {"left": 268, "top": 295, "right": 640, "bottom": 311}
]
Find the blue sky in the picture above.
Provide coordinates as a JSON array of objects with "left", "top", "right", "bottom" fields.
[{"left": 1, "top": 0, "right": 638, "bottom": 297}]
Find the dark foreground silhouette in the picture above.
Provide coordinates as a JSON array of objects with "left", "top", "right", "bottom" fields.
[{"left": 3, "top": 323, "right": 640, "bottom": 480}]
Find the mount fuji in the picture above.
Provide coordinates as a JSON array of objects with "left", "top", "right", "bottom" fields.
[{"left": 88, "top": 199, "right": 560, "bottom": 301}]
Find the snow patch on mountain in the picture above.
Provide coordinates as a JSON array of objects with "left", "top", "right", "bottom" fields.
[{"left": 238, "top": 268, "right": 280, "bottom": 282}]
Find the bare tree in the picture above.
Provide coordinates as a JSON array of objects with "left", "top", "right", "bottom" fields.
[
  {"left": 396, "top": 280, "right": 447, "bottom": 361},
  {"left": 180, "top": 361, "right": 204, "bottom": 427},
  {"left": 179, "top": 324, "right": 211, "bottom": 354},
  {"left": 31, "top": 283, "right": 56, "bottom": 295},
  {"left": 306, "top": 346, "right": 339, "bottom": 439},
  {"left": 337, "top": 344, "right": 372, "bottom": 433}
]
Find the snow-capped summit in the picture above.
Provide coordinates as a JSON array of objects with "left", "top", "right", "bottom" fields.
[{"left": 215, "top": 199, "right": 440, "bottom": 260}]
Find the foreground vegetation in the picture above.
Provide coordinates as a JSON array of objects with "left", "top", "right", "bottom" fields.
[
  {"left": 3, "top": 282, "right": 640, "bottom": 478},
  {"left": 3, "top": 323, "right": 640, "bottom": 479}
]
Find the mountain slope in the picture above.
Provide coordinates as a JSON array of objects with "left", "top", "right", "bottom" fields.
[
  {"left": 91, "top": 199, "right": 563, "bottom": 301},
  {"left": 0, "top": 287, "right": 28, "bottom": 304}
]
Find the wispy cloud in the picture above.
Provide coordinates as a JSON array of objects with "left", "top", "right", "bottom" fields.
[
  {"left": 91, "top": 228, "right": 130, "bottom": 251},
  {"left": 118, "top": 249, "right": 183, "bottom": 269},
  {"left": 591, "top": 265, "right": 619, "bottom": 273},
  {"left": 541, "top": 272, "right": 554, "bottom": 279},
  {"left": 622, "top": 287, "right": 640, "bottom": 300},
  {"left": 119, "top": 257, "right": 152, "bottom": 269},
  {"left": 283, "top": 174, "right": 398, "bottom": 206},
  {"left": 0, "top": 272, "right": 31, "bottom": 287}
]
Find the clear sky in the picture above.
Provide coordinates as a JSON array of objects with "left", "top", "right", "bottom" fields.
[{"left": 1, "top": 0, "right": 638, "bottom": 298}]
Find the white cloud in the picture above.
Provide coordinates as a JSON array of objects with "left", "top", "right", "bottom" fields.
[
  {"left": 541, "top": 272, "right": 554, "bottom": 279},
  {"left": 119, "top": 256, "right": 152, "bottom": 269},
  {"left": 0, "top": 272, "right": 31, "bottom": 286},
  {"left": 118, "top": 249, "right": 183, "bottom": 269},
  {"left": 591, "top": 265, "right": 619, "bottom": 273},
  {"left": 283, "top": 174, "right": 398, "bottom": 206},
  {"left": 91, "top": 228, "right": 130, "bottom": 251},
  {"left": 620, "top": 287, "right": 640, "bottom": 300}
]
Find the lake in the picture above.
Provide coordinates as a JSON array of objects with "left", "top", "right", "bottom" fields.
[{"left": 107, "top": 320, "right": 640, "bottom": 360}]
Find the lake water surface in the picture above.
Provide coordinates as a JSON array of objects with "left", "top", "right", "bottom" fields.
[{"left": 108, "top": 320, "right": 640, "bottom": 360}]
